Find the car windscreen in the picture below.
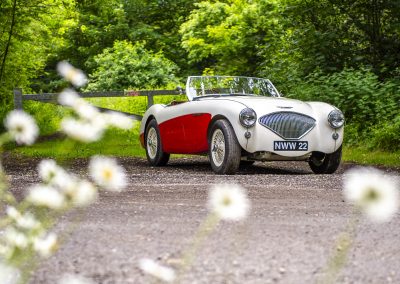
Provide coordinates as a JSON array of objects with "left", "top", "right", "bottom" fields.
[{"left": 186, "top": 76, "right": 280, "bottom": 99}]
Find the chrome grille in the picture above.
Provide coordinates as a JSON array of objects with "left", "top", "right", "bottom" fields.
[{"left": 259, "top": 112, "right": 316, "bottom": 139}]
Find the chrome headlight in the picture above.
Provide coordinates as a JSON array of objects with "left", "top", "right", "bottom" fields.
[
  {"left": 239, "top": 108, "right": 257, "bottom": 127},
  {"left": 328, "top": 109, "right": 345, "bottom": 128}
]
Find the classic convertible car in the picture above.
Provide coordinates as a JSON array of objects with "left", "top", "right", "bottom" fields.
[{"left": 139, "top": 76, "right": 344, "bottom": 174}]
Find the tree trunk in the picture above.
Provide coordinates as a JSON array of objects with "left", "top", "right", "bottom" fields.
[{"left": 0, "top": 0, "right": 17, "bottom": 83}]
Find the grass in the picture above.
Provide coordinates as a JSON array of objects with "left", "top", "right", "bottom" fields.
[
  {"left": 9, "top": 125, "right": 146, "bottom": 159},
  {"left": 343, "top": 146, "right": 400, "bottom": 168}
]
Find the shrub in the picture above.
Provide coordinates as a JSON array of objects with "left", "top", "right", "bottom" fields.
[{"left": 86, "top": 40, "right": 179, "bottom": 91}]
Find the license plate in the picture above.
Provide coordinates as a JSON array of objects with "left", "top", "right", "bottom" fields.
[{"left": 274, "top": 141, "right": 308, "bottom": 151}]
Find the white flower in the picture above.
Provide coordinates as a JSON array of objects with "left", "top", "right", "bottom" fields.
[
  {"left": 4, "top": 227, "right": 28, "bottom": 249},
  {"left": 138, "top": 258, "right": 176, "bottom": 283},
  {"left": 27, "top": 185, "right": 65, "bottom": 210},
  {"left": 16, "top": 212, "right": 40, "bottom": 230},
  {"left": 72, "top": 180, "right": 98, "bottom": 207},
  {"left": 4, "top": 110, "right": 39, "bottom": 145},
  {"left": 208, "top": 184, "right": 251, "bottom": 221},
  {"left": 58, "top": 273, "right": 95, "bottom": 284},
  {"left": 58, "top": 88, "right": 80, "bottom": 107},
  {"left": 105, "top": 111, "right": 134, "bottom": 130},
  {"left": 38, "top": 159, "right": 71, "bottom": 187},
  {"left": 33, "top": 233, "right": 58, "bottom": 257},
  {"left": 57, "top": 61, "right": 87, "bottom": 87},
  {"left": 0, "top": 262, "right": 20, "bottom": 284},
  {"left": 6, "top": 207, "right": 40, "bottom": 230},
  {"left": 6, "top": 207, "right": 21, "bottom": 220},
  {"left": 343, "top": 167, "right": 399, "bottom": 222},
  {"left": 73, "top": 101, "right": 100, "bottom": 122},
  {"left": 89, "top": 156, "right": 127, "bottom": 191},
  {"left": 61, "top": 118, "right": 105, "bottom": 143}
]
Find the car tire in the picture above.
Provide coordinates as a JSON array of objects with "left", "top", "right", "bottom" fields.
[
  {"left": 145, "top": 119, "right": 170, "bottom": 166},
  {"left": 208, "top": 119, "right": 241, "bottom": 174},
  {"left": 308, "top": 145, "right": 342, "bottom": 174}
]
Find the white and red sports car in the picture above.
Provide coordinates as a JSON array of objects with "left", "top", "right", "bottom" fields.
[{"left": 139, "top": 76, "right": 344, "bottom": 174}]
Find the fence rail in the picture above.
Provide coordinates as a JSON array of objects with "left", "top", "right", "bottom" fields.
[{"left": 13, "top": 88, "right": 184, "bottom": 121}]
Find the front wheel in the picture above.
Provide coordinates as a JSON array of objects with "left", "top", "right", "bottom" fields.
[
  {"left": 308, "top": 146, "right": 342, "bottom": 174},
  {"left": 145, "top": 119, "right": 170, "bottom": 166},
  {"left": 208, "top": 119, "right": 241, "bottom": 175}
]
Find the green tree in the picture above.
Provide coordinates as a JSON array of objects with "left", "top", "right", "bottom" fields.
[
  {"left": 0, "top": 0, "right": 76, "bottom": 123},
  {"left": 86, "top": 40, "right": 179, "bottom": 91},
  {"left": 179, "top": 0, "right": 292, "bottom": 83},
  {"left": 285, "top": 0, "right": 400, "bottom": 77}
]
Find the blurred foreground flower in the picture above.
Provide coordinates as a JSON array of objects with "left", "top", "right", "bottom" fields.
[
  {"left": 0, "top": 262, "right": 20, "bottom": 284},
  {"left": 38, "top": 159, "right": 70, "bottom": 187},
  {"left": 26, "top": 185, "right": 65, "bottom": 210},
  {"left": 61, "top": 118, "right": 105, "bottom": 143},
  {"left": 89, "top": 156, "right": 127, "bottom": 191},
  {"left": 4, "top": 110, "right": 38, "bottom": 145},
  {"left": 7, "top": 207, "right": 40, "bottom": 230},
  {"left": 57, "top": 61, "right": 87, "bottom": 87},
  {"left": 105, "top": 111, "right": 134, "bottom": 130},
  {"left": 343, "top": 167, "right": 399, "bottom": 222},
  {"left": 138, "top": 258, "right": 176, "bottom": 283},
  {"left": 33, "top": 233, "right": 58, "bottom": 258},
  {"left": 58, "top": 89, "right": 133, "bottom": 143},
  {"left": 208, "top": 184, "right": 250, "bottom": 221}
]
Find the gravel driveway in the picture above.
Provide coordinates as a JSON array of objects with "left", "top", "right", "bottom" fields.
[{"left": 4, "top": 155, "right": 400, "bottom": 284}]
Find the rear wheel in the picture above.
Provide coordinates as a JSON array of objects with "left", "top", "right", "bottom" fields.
[
  {"left": 308, "top": 146, "right": 342, "bottom": 174},
  {"left": 208, "top": 119, "right": 241, "bottom": 174},
  {"left": 145, "top": 119, "right": 170, "bottom": 166}
]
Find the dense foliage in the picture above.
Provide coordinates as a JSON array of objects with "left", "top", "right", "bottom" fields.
[
  {"left": 86, "top": 40, "right": 179, "bottom": 91},
  {"left": 0, "top": 0, "right": 399, "bottom": 149}
]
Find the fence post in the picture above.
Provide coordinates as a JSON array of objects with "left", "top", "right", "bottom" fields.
[
  {"left": 147, "top": 94, "right": 154, "bottom": 109},
  {"left": 13, "top": 88, "right": 23, "bottom": 110}
]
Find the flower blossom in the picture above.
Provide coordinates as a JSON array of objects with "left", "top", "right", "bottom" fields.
[
  {"left": 208, "top": 184, "right": 251, "bottom": 221},
  {"left": 57, "top": 61, "right": 87, "bottom": 87},
  {"left": 38, "top": 159, "right": 71, "bottom": 187},
  {"left": 4, "top": 110, "right": 39, "bottom": 145},
  {"left": 0, "top": 262, "right": 20, "bottom": 284},
  {"left": 72, "top": 180, "right": 98, "bottom": 207},
  {"left": 343, "top": 167, "right": 399, "bottom": 222},
  {"left": 89, "top": 156, "right": 127, "bottom": 191},
  {"left": 61, "top": 118, "right": 105, "bottom": 143},
  {"left": 33, "top": 233, "right": 58, "bottom": 258},
  {"left": 138, "top": 258, "right": 176, "bottom": 283},
  {"left": 6, "top": 207, "right": 40, "bottom": 230},
  {"left": 105, "top": 111, "right": 134, "bottom": 130},
  {"left": 4, "top": 227, "right": 28, "bottom": 249},
  {"left": 27, "top": 185, "right": 65, "bottom": 210},
  {"left": 58, "top": 88, "right": 80, "bottom": 107}
]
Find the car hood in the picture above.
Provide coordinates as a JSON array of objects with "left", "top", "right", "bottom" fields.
[{"left": 220, "top": 96, "right": 315, "bottom": 116}]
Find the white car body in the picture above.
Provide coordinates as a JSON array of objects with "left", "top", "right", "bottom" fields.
[{"left": 139, "top": 76, "right": 344, "bottom": 174}]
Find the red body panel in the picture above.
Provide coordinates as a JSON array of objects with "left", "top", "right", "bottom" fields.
[
  {"left": 139, "top": 133, "right": 145, "bottom": 148},
  {"left": 159, "top": 113, "right": 212, "bottom": 154}
]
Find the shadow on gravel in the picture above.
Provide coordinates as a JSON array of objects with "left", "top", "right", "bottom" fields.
[{"left": 166, "top": 158, "right": 312, "bottom": 175}]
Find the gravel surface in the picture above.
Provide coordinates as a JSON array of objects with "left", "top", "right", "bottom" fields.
[{"left": 3, "top": 155, "right": 400, "bottom": 284}]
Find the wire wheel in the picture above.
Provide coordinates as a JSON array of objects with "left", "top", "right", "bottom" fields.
[
  {"left": 211, "top": 129, "right": 225, "bottom": 167},
  {"left": 145, "top": 119, "right": 170, "bottom": 166},
  {"left": 208, "top": 119, "right": 241, "bottom": 175},
  {"left": 146, "top": 127, "right": 158, "bottom": 160}
]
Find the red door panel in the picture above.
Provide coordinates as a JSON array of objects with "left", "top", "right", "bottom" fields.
[{"left": 159, "top": 113, "right": 211, "bottom": 154}]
